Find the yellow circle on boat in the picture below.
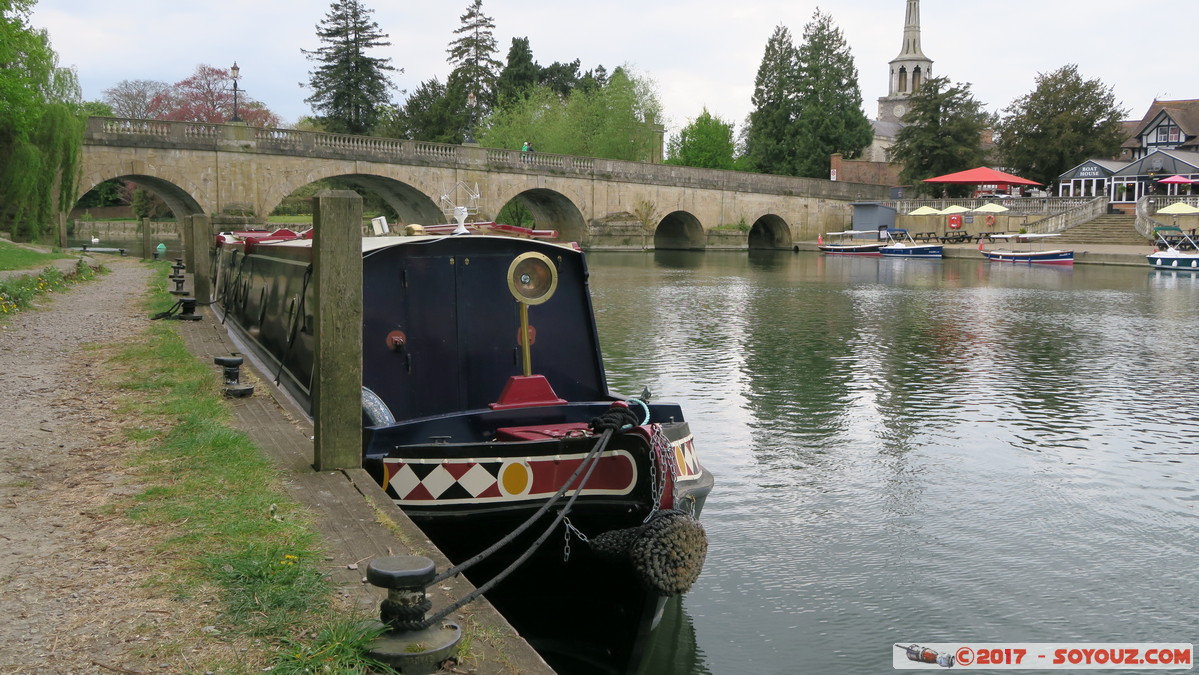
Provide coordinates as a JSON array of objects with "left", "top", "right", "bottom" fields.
[{"left": 501, "top": 462, "right": 531, "bottom": 495}]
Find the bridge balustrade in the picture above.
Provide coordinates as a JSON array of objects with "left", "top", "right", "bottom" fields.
[{"left": 84, "top": 117, "right": 890, "bottom": 203}]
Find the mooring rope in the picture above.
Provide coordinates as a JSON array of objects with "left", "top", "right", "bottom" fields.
[{"left": 408, "top": 425, "right": 617, "bottom": 630}]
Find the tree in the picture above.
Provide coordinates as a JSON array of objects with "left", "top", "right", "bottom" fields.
[
  {"left": 539, "top": 60, "right": 580, "bottom": 98},
  {"left": 495, "top": 37, "right": 539, "bottom": 104},
  {"left": 446, "top": 0, "right": 502, "bottom": 111},
  {"left": 666, "top": 108, "right": 736, "bottom": 170},
  {"left": 303, "top": 0, "right": 399, "bottom": 134},
  {"left": 151, "top": 64, "right": 280, "bottom": 126},
  {"left": 744, "top": 25, "right": 799, "bottom": 175},
  {"left": 995, "top": 64, "right": 1128, "bottom": 189},
  {"left": 0, "top": 0, "right": 84, "bottom": 240},
  {"left": 479, "top": 67, "right": 663, "bottom": 162},
  {"left": 376, "top": 77, "right": 462, "bottom": 143},
  {"left": 791, "top": 9, "right": 873, "bottom": 178},
  {"left": 888, "top": 76, "right": 991, "bottom": 197},
  {"left": 102, "top": 79, "right": 170, "bottom": 118}
]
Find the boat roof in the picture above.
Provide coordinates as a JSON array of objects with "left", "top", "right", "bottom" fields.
[
  {"left": 886, "top": 228, "right": 908, "bottom": 234},
  {"left": 825, "top": 230, "right": 878, "bottom": 236},
  {"left": 1154, "top": 225, "right": 1185, "bottom": 233},
  {"left": 248, "top": 233, "right": 579, "bottom": 254},
  {"left": 990, "top": 233, "right": 1061, "bottom": 239}
]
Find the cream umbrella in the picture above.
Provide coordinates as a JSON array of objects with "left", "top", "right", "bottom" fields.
[
  {"left": 972, "top": 202, "right": 1009, "bottom": 213},
  {"left": 1156, "top": 202, "right": 1199, "bottom": 215},
  {"left": 907, "top": 205, "right": 943, "bottom": 215},
  {"left": 940, "top": 204, "right": 970, "bottom": 214}
]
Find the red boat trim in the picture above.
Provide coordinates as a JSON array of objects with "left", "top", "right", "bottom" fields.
[{"left": 382, "top": 450, "right": 638, "bottom": 504}]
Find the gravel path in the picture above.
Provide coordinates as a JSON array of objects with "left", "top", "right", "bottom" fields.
[{"left": 0, "top": 257, "right": 206, "bottom": 673}]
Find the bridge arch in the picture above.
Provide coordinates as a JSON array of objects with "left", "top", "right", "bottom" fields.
[
  {"left": 653, "top": 211, "right": 705, "bottom": 250},
  {"left": 495, "top": 187, "right": 588, "bottom": 244},
  {"left": 288, "top": 174, "right": 444, "bottom": 226},
  {"left": 76, "top": 173, "right": 204, "bottom": 221},
  {"left": 747, "top": 214, "right": 793, "bottom": 249}
]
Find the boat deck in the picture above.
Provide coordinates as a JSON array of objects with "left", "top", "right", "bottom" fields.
[{"left": 175, "top": 297, "right": 554, "bottom": 675}]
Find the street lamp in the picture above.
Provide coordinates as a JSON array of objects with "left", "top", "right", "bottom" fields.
[
  {"left": 464, "top": 91, "right": 476, "bottom": 144},
  {"left": 230, "top": 62, "right": 242, "bottom": 123}
]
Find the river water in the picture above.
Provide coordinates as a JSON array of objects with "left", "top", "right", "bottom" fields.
[{"left": 586, "top": 251, "right": 1199, "bottom": 674}]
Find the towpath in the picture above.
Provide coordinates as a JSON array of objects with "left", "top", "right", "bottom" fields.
[{"left": 0, "top": 252, "right": 551, "bottom": 674}]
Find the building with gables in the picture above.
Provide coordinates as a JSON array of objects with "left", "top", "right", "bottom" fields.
[{"left": 1120, "top": 99, "right": 1199, "bottom": 160}]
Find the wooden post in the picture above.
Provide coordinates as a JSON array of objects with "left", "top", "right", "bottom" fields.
[
  {"left": 183, "top": 217, "right": 196, "bottom": 271},
  {"left": 311, "top": 190, "right": 363, "bottom": 471},
  {"left": 58, "top": 213, "right": 67, "bottom": 250},
  {"left": 141, "top": 217, "right": 152, "bottom": 260},
  {"left": 189, "top": 214, "right": 213, "bottom": 304}
]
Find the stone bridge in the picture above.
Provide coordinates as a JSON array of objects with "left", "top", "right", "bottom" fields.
[{"left": 79, "top": 117, "right": 890, "bottom": 249}]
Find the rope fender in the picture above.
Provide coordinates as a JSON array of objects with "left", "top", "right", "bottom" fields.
[{"left": 591, "top": 509, "right": 709, "bottom": 596}]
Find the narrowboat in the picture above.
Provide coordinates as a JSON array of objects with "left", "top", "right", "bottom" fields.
[{"left": 211, "top": 226, "right": 714, "bottom": 674}]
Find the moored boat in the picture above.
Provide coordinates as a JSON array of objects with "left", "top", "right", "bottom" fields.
[
  {"left": 980, "top": 233, "right": 1074, "bottom": 265},
  {"left": 1147, "top": 226, "right": 1199, "bottom": 271},
  {"left": 879, "top": 228, "right": 943, "bottom": 259},
  {"left": 818, "top": 230, "right": 884, "bottom": 256},
  {"left": 211, "top": 226, "right": 713, "bottom": 674}
]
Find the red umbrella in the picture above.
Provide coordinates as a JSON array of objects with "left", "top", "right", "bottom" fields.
[
  {"left": 1158, "top": 175, "right": 1196, "bottom": 184},
  {"left": 923, "top": 167, "right": 1042, "bottom": 186}
]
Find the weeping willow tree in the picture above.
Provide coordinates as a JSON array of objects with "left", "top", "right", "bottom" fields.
[{"left": 0, "top": 0, "right": 84, "bottom": 241}]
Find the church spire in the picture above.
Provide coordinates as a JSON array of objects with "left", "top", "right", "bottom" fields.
[
  {"left": 896, "top": 0, "right": 927, "bottom": 61},
  {"left": 878, "top": 0, "right": 934, "bottom": 123}
]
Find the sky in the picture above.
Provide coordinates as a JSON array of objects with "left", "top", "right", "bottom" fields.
[{"left": 27, "top": 0, "right": 1199, "bottom": 136}]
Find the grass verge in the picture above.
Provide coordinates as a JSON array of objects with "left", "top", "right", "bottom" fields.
[
  {"left": 106, "top": 262, "right": 398, "bottom": 673},
  {"left": 0, "top": 237, "right": 71, "bottom": 271},
  {"left": 0, "top": 258, "right": 101, "bottom": 317}
]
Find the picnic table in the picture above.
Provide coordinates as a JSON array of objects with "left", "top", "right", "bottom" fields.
[
  {"left": 976, "top": 231, "right": 1007, "bottom": 242},
  {"left": 939, "top": 231, "right": 972, "bottom": 244},
  {"left": 912, "top": 231, "right": 939, "bottom": 242}
]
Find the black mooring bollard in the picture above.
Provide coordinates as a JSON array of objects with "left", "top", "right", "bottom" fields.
[
  {"left": 170, "top": 297, "right": 203, "bottom": 322},
  {"left": 169, "top": 261, "right": 188, "bottom": 295},
  {"left": 213, "top": 355, "right": 253, "bottom": 397},
  {"left": 365, "top": 555, "right": 461, "bottom": 674}
]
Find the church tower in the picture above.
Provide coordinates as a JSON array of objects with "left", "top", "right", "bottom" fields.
[{"left": 877, "top": 0, "right": 933, "bottom": 124}]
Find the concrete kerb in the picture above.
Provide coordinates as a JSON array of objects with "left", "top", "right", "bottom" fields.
[{"left": 173, "top": 292, "right": 555, "bottom": 675}]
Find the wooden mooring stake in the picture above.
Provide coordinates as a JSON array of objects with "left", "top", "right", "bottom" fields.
[{"left": 311, "top": 190, "right": 363, "bottom": 471}]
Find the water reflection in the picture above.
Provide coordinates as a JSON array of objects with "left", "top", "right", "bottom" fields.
[{"left": 588, "top": 251, "right": 1199, "bottom": 674}]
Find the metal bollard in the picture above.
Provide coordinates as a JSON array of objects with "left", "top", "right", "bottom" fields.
[
  {"left": 213, "top": 355, "right": 253, "bottom": 397},
  {"left": 174, "top": 297, "right": 203, "bottom": 322},
  {"left": 169, "top": 261, "right": 188, "bottom": 295},
  {"left": 365, "top": 555, "right": 461, "bottom": 674}
]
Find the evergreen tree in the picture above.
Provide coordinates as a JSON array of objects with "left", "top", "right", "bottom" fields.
[
  {"left": 376, "top": 77, "right": 462, "bottom": 144},
  {"left": 666, "top": 108, "right": 736, "bottom": 170},
  {"left": 496, "top": 37, "right": 539, "bottom": 104},
  {"left": 792, "top": 9, "right": 873, "bottom": 178},
  {"left": 446, "top": 0, "right": 502, "bottom": 111},
  {"left": 0, "top": 0, "right": 83, "bottom": 241},
  {"left": 888, "top": 76, "right": 991, "bottom": 197},
  {"left": 303, "top": 0, "right": 399, "bottom": 135},
  {"left": 539, "top": 60, "right": 581, "bottom": 98},
  {"left": 995, "top": 64, "right": 1128, "bottom": 189},
  {"left": 744, "top": 25, "right": 799, "bottom": 175}
]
